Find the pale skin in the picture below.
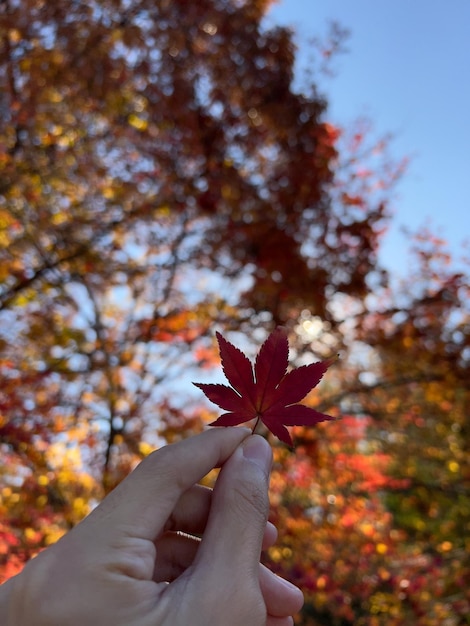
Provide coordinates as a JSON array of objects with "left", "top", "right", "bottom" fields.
[{"left": 0, "top": 428, "right": 304, "bottom": 625}]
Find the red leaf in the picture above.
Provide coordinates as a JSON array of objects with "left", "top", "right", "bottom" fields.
[
  {"left": 216, "top": 331, "right": 256, "bottom": 404},
  {"left": 270, "top": 360, "right": 333, "bottom": 408},
  {"left": 254, "top": 326, "right": 289, "bottom": 409},
  {"left": 194, "top": 326, "right": 336, "bottom": 446}
]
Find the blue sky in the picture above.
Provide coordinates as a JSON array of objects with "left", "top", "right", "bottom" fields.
[{"left": 266, "top": 0, "right": 469, "bottom": 274}]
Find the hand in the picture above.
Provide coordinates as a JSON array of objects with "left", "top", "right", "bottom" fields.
[{"left": 0, "top": 428, "right": 303, "bottom": 625}]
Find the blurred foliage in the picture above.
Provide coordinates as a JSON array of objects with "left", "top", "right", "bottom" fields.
[{"left": 0, "top": 0, "right": 468, "bottom": 623}]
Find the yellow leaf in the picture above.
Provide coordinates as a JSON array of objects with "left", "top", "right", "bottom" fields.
[
  {"left": 138, "top": 441, "right": 153, "bottom": 456},
  {"left": 128, "top": 114, "right": 148, "bottom": 131}
]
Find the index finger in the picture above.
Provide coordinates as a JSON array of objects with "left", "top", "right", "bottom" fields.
[{"left": 92, "top": 427, "right": 251, "bottom": 540}]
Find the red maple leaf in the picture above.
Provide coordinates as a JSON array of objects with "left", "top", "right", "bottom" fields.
[{"left": 194, "top": 326, "right": 335, "bottom": 446}]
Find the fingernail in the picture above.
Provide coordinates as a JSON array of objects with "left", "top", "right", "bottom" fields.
[{"left": 242, "top": 436, "right": 272, "bottom": 473}]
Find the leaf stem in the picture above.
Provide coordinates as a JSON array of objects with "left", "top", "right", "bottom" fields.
[{"left": 252, "top": 416, "right": 261, "bottom": 435}]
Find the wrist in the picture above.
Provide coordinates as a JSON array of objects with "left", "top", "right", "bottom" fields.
[
  {"left": 0, "top": 575, "right": 18, "bottom": 626},
  {"left": 0, "top": 561, "right": 39, "bottom": 626}
]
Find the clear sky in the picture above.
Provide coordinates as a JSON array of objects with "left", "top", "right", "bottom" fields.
[{"left": 265, "top": 0, "right": 469, "bottom": 274}]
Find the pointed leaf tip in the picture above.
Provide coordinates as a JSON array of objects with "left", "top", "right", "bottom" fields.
[{"left": 215, "top": 331, "right": 256, "bottom": 404}]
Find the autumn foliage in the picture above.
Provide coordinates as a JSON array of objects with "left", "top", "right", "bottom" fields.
[{"left": 0, "top": 0, "right": 469, "bottom": 623}]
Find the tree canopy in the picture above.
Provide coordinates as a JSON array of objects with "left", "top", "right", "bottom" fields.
[{"left": 0, "top": 1, "right": 468, "bottom": 623}]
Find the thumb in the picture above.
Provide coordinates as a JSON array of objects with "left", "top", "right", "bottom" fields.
[{"left": 194, "top": 435, "right": 272, "bottom": 579}]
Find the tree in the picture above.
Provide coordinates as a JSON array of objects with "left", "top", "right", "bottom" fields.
[
  {"left": 263, "top": 235, "right": 469, "bottom": 625},
  {"left": 2, "top": 2, "right": 468, "bottom": 624},
  {"left": 1, "top": 0, "right": 393, "bottom": 541}
]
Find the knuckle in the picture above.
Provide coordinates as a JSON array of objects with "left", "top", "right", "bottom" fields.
[{"left": 230, "top": 472, "right": 268, "bottom": 521}]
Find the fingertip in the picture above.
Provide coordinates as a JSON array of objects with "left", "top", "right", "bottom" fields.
[
  {"left": 263, "top": 522, "right": 278, "bottom": 550},
  {"left": 260, "top": 565, "right": 304, "bottom": 618}
]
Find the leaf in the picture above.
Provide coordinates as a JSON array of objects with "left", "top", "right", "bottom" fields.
[{"left": 194, "top": 326, "right": 335, "bottom": 446}]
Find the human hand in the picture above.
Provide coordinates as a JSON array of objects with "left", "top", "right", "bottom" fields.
[{"left": 1, "top": 428, "right": 303, "bottom": 625}]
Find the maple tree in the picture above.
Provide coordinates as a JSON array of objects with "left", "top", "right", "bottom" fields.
[
  {"left": 262, "top": 236, "right": 470, "bottom": 625},
  {"left": 0, "top": 0, "right": 393, "bottom": 501},
  {"left": 0, "top": 0, "right": 468, "bottom": 624},
  {"left": 195, "top": 326, "right": 335, "bottom": 446}
]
